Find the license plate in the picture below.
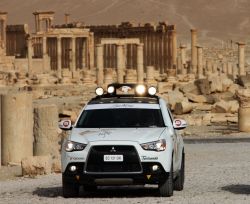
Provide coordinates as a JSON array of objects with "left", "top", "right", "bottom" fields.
[{"left": 104, "top": 155, "right": 123, "bottom": 162}]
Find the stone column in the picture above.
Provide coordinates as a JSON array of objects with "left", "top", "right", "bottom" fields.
[
  {"left": 146, "top": 66, "right": 156, "bottom": 85},
  {"left": 88, "top": 33, "right": 95, "bottom": 70},
  {"left": 70, "top": 37, "right": 76, "bottom": 72},
  {"left": 197, "top": 46, "right": 203, "bottom": 78},
  {"left": 205, "top": 60, "right": 212, "bottom": 76},
  {"left": 0, "top": 96, "right": 1, "bottom": 168},
  {"left": 237, "top": 89, "right": 250, "bottom": 132},
  {"left": 227, "top": 62, "right": 233, "bottom": 75},
  {"left": 237, "top": 42, "right": 246, "bottom": 76},
  {"left": 57, "top": 37, "right": 62, "bottom": 78},
  {"left": 96, "top": 44, "right": 104, "bottom": 86},
  {"left": 104, "top": 68, "right": 114, "bottom": 85},
  {"left": 191, "top": 29, "right": 198, "bottom": 74},
  {"left": 81, "top": 38, "right": 86, "bottom": 68},
  {"left": 27, "top": 37, "right": 33, "bottom": 74},
  {"left": 42, "top": 36, "right": 47, "bottom": 73},
  {"left": 1, "top": 93, "right": 33, "bottom": 165},
  {"left": 34, "top": 105, "right": 59, "bottom": 158},
  {"left": 65, "top": 13, "right": 70, "bottom": 24},
  {"left": 117, "top": 43, "right": 125, "bottom": 83},
  {"left": 171, "top": 30, "right": 177, "bottom": 70},
  {"left": 137, "top": 43, "right": 144, "bottom": 83},
  {"left": 180, "top": 44, "right": 187, "bottom": 74}
]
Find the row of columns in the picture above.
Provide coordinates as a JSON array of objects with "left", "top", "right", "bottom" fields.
[
  {"left": 97, "top": 43, "right": 144, "bottom": 86},
  {"left": 189, "top": 29, "right": 246, "bottom": 77},
  {"left": 28, "top": 36, "right": 90, "bottom": 77}
]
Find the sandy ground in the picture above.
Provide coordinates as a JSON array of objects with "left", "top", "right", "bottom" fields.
[{"left": 1, "top": 143, "right": 250, "bottom": 204}]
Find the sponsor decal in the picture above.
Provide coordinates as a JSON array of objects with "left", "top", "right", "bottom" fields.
[
  {"left": 175, "top": 119, "right": 182, "bottom": 126},
  {"left": 98, "top": 129, "right": 112, "bottom": 138},
  {"left": 69, "top": 157, "right": 84, "bottom": 161},
  {"left": 141, "top": 156, "right": 158, "bottom": 161}
]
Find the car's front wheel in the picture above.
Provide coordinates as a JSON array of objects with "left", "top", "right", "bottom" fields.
[
  {"left": 158, "top": 161, "right": 173, "bottom": 197},
  {"left": 62, "top": 178, "right": 79, "bottom": 198},
  {"left": 174, "top": 151, "right": 185, "bottom": 191}
]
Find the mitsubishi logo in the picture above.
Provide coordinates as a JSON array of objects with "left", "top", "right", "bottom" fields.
[{"left": 110, "top": 146, "right": 116, "bottom": 153}]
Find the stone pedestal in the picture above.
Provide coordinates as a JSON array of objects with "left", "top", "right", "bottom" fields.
[
  {"left": 104, "top": 68, "right": 114, "bottom": 85},
  {"left": 146, "top": 66, "right": 156, "bottom": 85},
  {"left": 34, "top": 105, "right": 59, "bottom": 157},
  {"left": 1, "top": 93, "right": 33, "bottom": 165},
  {"left": 236, "top": 89, "right": 250, "bottom": 132},
  {"left": 82, "top": 69, "right": 93, "bottom": 84},
  {"left": 125, "top": 69, "right": 137, "bottom": 83}
]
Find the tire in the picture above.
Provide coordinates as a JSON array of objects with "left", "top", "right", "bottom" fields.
[
  {"left": 158, "top": 161, "right": 174, "bottom": 197},
  {"left": 62, "top": 178, "right": 79, "bottom": 198},
  {"left": 84, "top": 185, "right": 97, "bottom": 192},
  {"left": 174, "top": 152, "right": 185, "bottom": 191}
]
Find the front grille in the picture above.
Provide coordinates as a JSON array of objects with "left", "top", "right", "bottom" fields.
[{"left": 85, "top": 145, "right": 142, "bottom": 173}]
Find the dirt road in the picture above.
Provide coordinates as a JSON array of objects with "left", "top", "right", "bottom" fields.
[{"left": 1, "top": 142, "right": 250, "bottom": 204}]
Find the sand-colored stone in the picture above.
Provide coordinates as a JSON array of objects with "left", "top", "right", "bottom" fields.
[
  {"left": 174, "top": 101, "right": 193, "bottom": 115},
  {"left": 21, "top": 155, "right": 52, "bottom": 176},
  {"left": 33, "top": 104, "right": 59, "bottom": 157},
  {"left": 185, "top": 93, "right": 207, "bottom": 103},
  {"left": 1, "top": 92, "right": 33, "bottom": 165}
]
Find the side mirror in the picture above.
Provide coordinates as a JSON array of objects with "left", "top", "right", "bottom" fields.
[
  {"left": 173, "top": 119, "right": 187, "bottom": 130},
  {"left": 59, "top": 119, "right": 72, "bottom": 131}
]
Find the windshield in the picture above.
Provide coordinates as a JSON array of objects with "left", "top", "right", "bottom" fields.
[{"left": 76, "top": 108, "right": 165, "bottom": 128}]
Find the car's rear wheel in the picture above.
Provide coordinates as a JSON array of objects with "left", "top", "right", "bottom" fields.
[
  {"left": 62, "top": 178, "right": 79, "bottom": 198},
  {"left": 158, "top": 161, "right": 173, "bottom": 197},
  {"left": 174, "top": 152, "right": 185, "bottom": 191}
]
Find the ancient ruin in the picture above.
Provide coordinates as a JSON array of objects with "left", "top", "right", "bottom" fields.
[{"left": 0, "top": 10, "right": 250, "bottom": 174}]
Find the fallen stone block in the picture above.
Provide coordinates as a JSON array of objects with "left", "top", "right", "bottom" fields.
[
  {"left": 211, "top": 114, "right": 227, "bottom": 123},
  {"left": 186, "top": 93, "right": 207, "bottom": 103},
  {"left": 21, "top": 156, "right": 52, "bottom": 176},
  {"left": 212, "top": 100, "right": 230, "bottom": 113},
  {"left": 195, "top": 104, "right": 212, "bottom": 111},
  {"left": 195, "top": 79, "right": 211, "bottom": 95},
  {"left": 174, "top": 101, "right": 193, "bottom": 115},
  {"left": 179, "top": 82, "right": 201, "bottom": 95}
]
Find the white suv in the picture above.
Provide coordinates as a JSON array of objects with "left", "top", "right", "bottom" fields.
[{"left": 60, "top": 84, "right": 187, "bottom": 198}]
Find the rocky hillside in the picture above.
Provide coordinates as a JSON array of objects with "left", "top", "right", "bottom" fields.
[{"left": 1, "top": 0, "right": 250, "bottom": 43}]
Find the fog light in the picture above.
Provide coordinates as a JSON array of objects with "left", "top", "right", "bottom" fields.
[
  {"left": 107, "top": 86, "right": 115, "bottom": 94},
  {"left": 69, "top": 165, "right": 77, "bottom": 172},
  {"left": 152, "top": 165, "right": 159, "bottom": 171},
  {"left": 95, "top": 87, "right": 104, "bottom": 96}
]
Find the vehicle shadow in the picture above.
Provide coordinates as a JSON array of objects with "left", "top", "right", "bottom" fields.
[
  {"left": 221, "top": 184, "right": 250, "bottom": 195},
  {"left": 33, "top": 186, "right": 160, "bottom": 198}
]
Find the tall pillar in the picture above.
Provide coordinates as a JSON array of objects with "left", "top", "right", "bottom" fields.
[
  {"left": 171, "top": 30, "right": 177, "bottom": 69},
  {"left": 180, "top": 44, "right": 187, "bottom": 74},
  {"left": 57, "top": 37, "right": 62, "bottom": 78},
  {"left": 96, "top": 44, "right": 104, "bottom": 86},
  {"left": 197, "top": 46, "right": 203, "bottom": 78},
  {"left": 88, "top": 33, "right": 95, "bottom": 70},
  {"left": 65, "top": 13, "right": 70, "bottom": 24},
  {"left": 191, "top": 29, "right": 198, "bottom": 74},
  {"left": 237, "top": 42, "right": 246, "bottom": 76},
  {"left": 42, "top": 36, "right": 47, "bottom": 72},
  {"left": 70, "top": 37, "right": 76, "bottom": 72},
  {"left": 227, "top": 62, "right": 233, "bottom": 75},
  {"left": 137, "top": 43, "right": 144, "bottom": 83},
  {"left": 117, "top": 44, "right": 125, "bottom": 83},
  {"left": 0, "top": 96, "right": 1, "bottom": 168},
  {"left": 1, "top": 93, "right": 33, "bottom": 165},
  {"left": 27, "top": 37, "right": 33, "bottom": 74},
  {"left": 0, "top": 12, "right": 7, "bottom": 51},
  {"left": 81, "top": 38, "right": 86, "bottom": 68}
]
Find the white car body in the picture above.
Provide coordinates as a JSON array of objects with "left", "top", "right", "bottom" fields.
[{"left": 61, "top": 86, "right": 186, "bottom": 197}]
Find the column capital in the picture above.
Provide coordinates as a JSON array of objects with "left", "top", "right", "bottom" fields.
[
  {"left": 237, "top": 42, "right": 245, "bottom": 46},
  {"left": 180, "top": 44, "right": 186, "bottom": 49},
  {"left": 191, "top": 29, "right": 197, "bottom": 33},
  {"left": 137, "top": 43, "right": 144, "bottom": 48}
]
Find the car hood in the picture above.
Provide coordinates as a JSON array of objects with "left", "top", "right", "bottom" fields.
[{"left": 69, "top": 128, "right": 166, "bottom": 144}]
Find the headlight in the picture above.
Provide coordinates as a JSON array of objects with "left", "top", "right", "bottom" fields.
[
  {"left": 140, "top": 139, "right": 166, "bottom": 151},
  {"left": 64, "top": 140, "right": 87, "bottom": 152}
]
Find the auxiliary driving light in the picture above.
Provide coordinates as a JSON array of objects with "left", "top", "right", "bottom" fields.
[
  {"left": 107, "top": 86, "right": 115, "bottom": 94},
  {"left": 148, "top": 86, "right": 157, "bottom": 96},
  {"left": 69, "top": 165, "right": 77, "bottom": 172},
  {"left": 95, "top": 87, "right": 104, "bottom": 96},
  {"left": 135, "top": 85, "right": 146, "bottom": 95},
  {"left": 152, "top": 165, "right": 159, "bottom": 172}
]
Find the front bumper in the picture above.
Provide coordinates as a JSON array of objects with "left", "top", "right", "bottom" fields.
[{"left": 63, "top": 162, "right": 168, "bottom": 185}]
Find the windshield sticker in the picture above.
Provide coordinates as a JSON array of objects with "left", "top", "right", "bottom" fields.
[{"left": 85, "top": 103, "right": 160, "bottom": 110}]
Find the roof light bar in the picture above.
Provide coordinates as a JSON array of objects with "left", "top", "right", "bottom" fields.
[
  {"left": 107, "top": 86, "right": 115, "bottom": 94},
  {"left": 135, "top": 85, "right": 146, "bottom": 96},
  {"left": 148, "top": 86, "right": 157, "bottom": 96},
  {"left": 95, "top": 87, "right": 104, "bottom": 96}
]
